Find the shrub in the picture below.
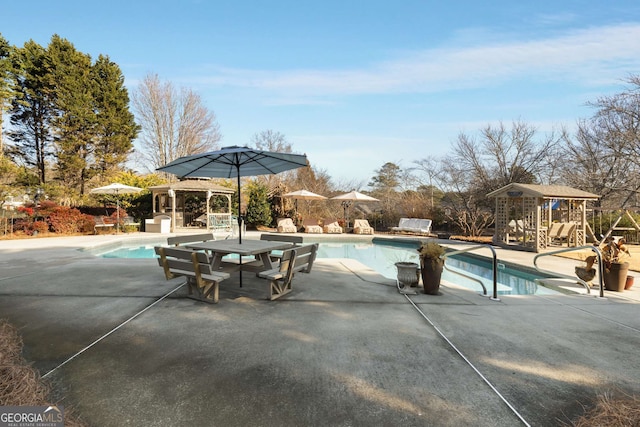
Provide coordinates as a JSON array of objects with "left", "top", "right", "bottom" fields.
[
  {"left": 30, "top": 221, "right": 49, "bottom": 234},
  {"left": 47, "top": 206, "right": 92, "bottom": 234}
]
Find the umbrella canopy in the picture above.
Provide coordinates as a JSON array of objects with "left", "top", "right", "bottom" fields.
[
  {"left": 91, "top": 183, "right": 143, "bottom": 233},
  {"left": 283, "top": 190, "right": 327, "bottom": 217},
  {"left": 157, "top": 146, "right": 308, "bottom": 243},
  {"left": 283, "top": 189, "right": 327, "bottom": 200},
  {"left": 331, "top": 191, "right": 379, "bottom": 228},
  {"left": 331, "top": 191, "right": 379, "bottom": 202},
  {"left": 90, "top": 183, "right": 143, "bottom": 195}
]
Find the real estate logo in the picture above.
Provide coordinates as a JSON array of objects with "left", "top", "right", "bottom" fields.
[{"left": 0, "top": 405, "right": 64, "bottom": 427}]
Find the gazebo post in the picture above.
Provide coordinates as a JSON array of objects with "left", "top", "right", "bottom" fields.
[
  {"left": 168, "top": 189, "right": 176, "bottom": 232},
  {"left": 206, "top": 191, "right": 212, "bottom": 229}
]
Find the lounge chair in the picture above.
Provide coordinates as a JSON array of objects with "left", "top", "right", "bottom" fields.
[
  {"left": 276, "top": 217, "right": 297, "bottom": 233},
  {"left": 547, "top": 222, "right": 563, "bottom": 243},
  {"left": 508, "top": 220, "right": 524, "bottom": 234},
  {"left": 551, "top": 222, "right": 576, "bottom": 245},
  {"left": 323, "top": 219, "right": 343, "bottom": 234},
  {"left": 353, "top": 219, "right": 373, "bottom": 235},
  {"left": 302, "top": 218, "right": 323, "bottom": 234}
]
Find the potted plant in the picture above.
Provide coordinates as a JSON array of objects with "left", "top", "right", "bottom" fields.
[
  {"left": 417, "top": 241, "right": 446, "bottom": 295},
  {"left": 600, "top": 237, "right": 631, "bottom": 292}
]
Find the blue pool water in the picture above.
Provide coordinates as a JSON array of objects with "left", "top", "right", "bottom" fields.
[{"left": 98, "top": 241, "right": 558, "bottom": 296}]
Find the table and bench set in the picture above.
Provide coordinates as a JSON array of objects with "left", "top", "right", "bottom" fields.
[{"left": 155, "top": 233, "right": 318, "bottom": 304}]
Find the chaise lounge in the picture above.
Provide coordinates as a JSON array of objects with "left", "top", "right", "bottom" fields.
[
  {"left": 276, "top": 217, "right": 297, "bottom": 233},
  {"left": 353, "top": 219, "right": 374, "bottom": 234},
  {"left": 302, "top": 218, "right": 323, "bottom": 233},
  {"left": 323, "top": 219, "right": 343, "bottom": 234}
]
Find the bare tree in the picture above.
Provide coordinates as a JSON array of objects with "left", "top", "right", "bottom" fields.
[
  {"left": 437, "top": 155, "right": 494, "bottom": 237},
  {"left": 250, "top": 129, "right": 297, "bottom": 193},
  {"left": 251, "top": 129, "right": 292, "bottom": 153},
  {"left": 562, "top": 75, "right": 640, "bottom": 208},
  {"left": 417, "top": 120, "right": 560, "bottom": 236},
  {"left": 133, "top": 73, "right": 221, "bottom": 170}
]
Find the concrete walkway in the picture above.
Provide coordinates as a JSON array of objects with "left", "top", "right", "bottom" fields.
[{"left": 0, "top": 232, "right": 639, "bottom": 426}]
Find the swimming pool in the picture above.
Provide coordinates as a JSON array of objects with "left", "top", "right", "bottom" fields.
[{"left": 96, "top": 239, "right": 558, "bottom": 295}]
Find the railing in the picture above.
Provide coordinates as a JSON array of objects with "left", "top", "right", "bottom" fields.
[
  {"left": 207, "top": 213, "right": 246, "bottom": 237},
  {"left": 208, "top": 213, "right": 233, "bottom": 230},
  {"left": 442, "top": 244, "right": 500, "bottom": 301},
  {"left": 532, "top": 245, "right": 605, "bottom": 298}
]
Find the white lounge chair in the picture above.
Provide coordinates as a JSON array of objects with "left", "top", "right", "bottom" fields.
[
  {"left": 353, "top": 219, "right": 374, "bottom": 235},
  {"left": 323, "top": 219, "right": 343, "bottom": 234},
  {"left": 276, "top": 217, "right": 297, "bottom": 233},
  {"left": 302, "top": 218, "right": 323, "bottom": 233}
]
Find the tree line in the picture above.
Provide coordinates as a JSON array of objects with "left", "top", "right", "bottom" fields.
[
  {"left": 0, "top": 34, "right": 138, "bottom": 195},
  {"left": 369, "top": 76, "right": 640, "bottom": 236},
  {"left": 2, "top": 32, "right": 639, "bottom": 236}
]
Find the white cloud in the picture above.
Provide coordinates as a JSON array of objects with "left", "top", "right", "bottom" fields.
[{"left": 197, "top": 23, "right": 640, "bottom": 99}]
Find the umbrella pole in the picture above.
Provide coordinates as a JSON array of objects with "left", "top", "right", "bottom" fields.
[
  {"left": 116, "top": 195, "right": 120, "bottom": 234},
  {"left": 237, "top": 173, "right": 242, "bottom": 244},
  {"left": 236, "top": 171, "right": 243, "bottom": 287}
]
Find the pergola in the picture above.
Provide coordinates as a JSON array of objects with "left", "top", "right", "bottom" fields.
[
  {"left": 148, "top": 180, "right": 235, "bottom": 232},
  {"left": 487, "top": 183, "right": 600, "bottom": 253}
]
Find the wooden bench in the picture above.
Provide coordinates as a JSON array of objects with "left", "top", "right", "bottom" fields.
[
  {"left": 260, "top": 233, "right": 304, "bottom": 261},
  {"left": 122, "top": 216, "right": 141, "bottom": 231},
  {"left": 94, "top": 216, "right": 115, "bottom": 234},
  {"left": 155, "top": 246, "right": 230, "bottom": 304},
  {"left": 258, "top": 243, "right": 318, "bottom": 300},
  {"left": 167, "top": 233, "right": 215, "bottom": 247},
  {"left": 260, "top": 233, "right": 304, "bottom": 244}
]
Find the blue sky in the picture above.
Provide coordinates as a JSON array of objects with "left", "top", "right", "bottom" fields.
[{"left": 3, "top": 1, "right": 640, "bottom": 187}]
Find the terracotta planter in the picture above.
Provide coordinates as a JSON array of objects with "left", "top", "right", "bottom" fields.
[
  {"left": 625, "top": 275, "right": 635, "bottom": 290},
  {"left": 420, "top": 258, "right": 443, "bottom": 295},
  {"left": 603, "top": 262, "right": 629, "bottom": 292}
]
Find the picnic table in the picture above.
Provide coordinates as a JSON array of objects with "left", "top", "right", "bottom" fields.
[{"left": 186, "top": 239, "right": 294, "bottom": 286}]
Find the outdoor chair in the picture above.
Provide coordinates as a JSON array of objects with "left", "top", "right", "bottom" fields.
[
  {"left": 353, "top": 219, "right": 373, "bottom": 234},
  {"left": 257, "top": 243, "right": 319, "bottom": 300},
  {"left": 302, "top": 218, "right": 323, "bottom": 233},
  {"left": 276, "top": 217, "right": 297, "bottom": 233},
  {"left": 547, "top": 222, "right": 563, "bottom": 244},
  {"left": 93, "top": 216, "right": 115, "bottom": 234},
  {"left": 551, "top": 222, "right": 576, "bottom": 246},
  {"left": 323, "top": 219, "right": 343, "bottom": 234}
]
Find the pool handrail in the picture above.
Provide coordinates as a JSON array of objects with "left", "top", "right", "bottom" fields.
[
  {"left": 532, "top": 245, "right": 605, "bottom": 298},
  {"left": 442, "top": 244, "right": 500, "bottom": 301}
]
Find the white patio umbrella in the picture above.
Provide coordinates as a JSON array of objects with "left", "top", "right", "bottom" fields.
[
  {"left": 90, "top": 183, "right": 143, "bottom": 233},
  {"left": 331, "top": 191, "right": 379, "bottom": 228},
  {"left": 283, "top": 189, "right": 327, "bottom": 216}
]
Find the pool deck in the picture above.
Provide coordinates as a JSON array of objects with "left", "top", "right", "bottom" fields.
[{"left": 1, "top": 231, "right": 639, "bottom": 426}]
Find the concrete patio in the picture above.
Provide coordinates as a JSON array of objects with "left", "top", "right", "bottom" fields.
[{"left": 0, "top": 232, "right": 639, "bottom": 426}]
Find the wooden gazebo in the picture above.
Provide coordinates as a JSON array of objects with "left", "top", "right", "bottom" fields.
[
  {"left": 148, "top": 180, "right": 235, "bottom": 232},
  {"left": 487, "top": 183, "right": 599, "bottom": 252}
]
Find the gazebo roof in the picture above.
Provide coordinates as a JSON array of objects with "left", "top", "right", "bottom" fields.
[
  {"left": 149, "top": 179, "right": 234, "bottom": 194},
  {"left": 487, "top": 183, "right": 599, "bottom": 200}
]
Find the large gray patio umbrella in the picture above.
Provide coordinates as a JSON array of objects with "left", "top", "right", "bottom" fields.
[
  {"left": 283, "top": 189, "right": 327, "bottom": 216},
  {"left": 331, "top": 191, "right": 379, "bottom": 228},
  {"left": 157, "top": 145, "right": 308, "bottom": 243},
  {"left": 90, "top": 183, "right": 143, "bottom": 233}
]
